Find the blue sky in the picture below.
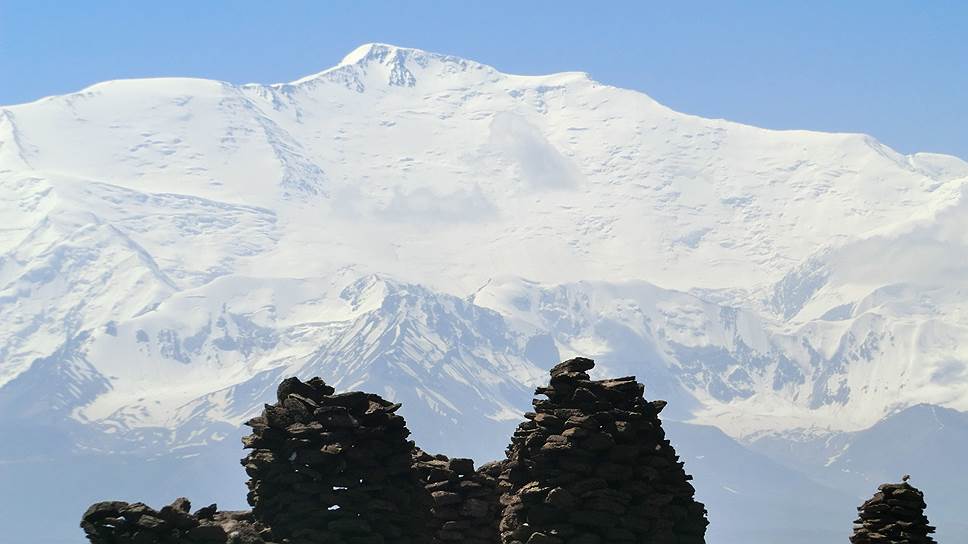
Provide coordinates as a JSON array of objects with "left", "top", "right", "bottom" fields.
[{"left": 1, "top": 0, "right": 965, "bottom": 159}]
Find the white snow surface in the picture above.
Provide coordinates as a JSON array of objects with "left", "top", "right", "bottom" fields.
[{"left": 2, "top": 43, "right": 968, "bottom": 452}]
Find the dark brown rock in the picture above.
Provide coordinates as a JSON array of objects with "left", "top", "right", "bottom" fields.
[
  {"left": 81, "top": 370, "right": 710, "bottom": 544},
  {"left": 243, "top": 376, "right": 430, "bottom": 544},
  {"left": 850, "top": 480, "right": 936, "bottom": 544},
  {"left": 413, "top": 448, "right": 501, "bottom": 544},
  {"left": 498, "top": 358, "right": 707, "bottom": 544}
]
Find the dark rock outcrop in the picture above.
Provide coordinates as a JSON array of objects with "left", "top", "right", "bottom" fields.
[
  {"left": 497, "top": 357, "right": 708, "bottom": 544},
  {"left": 241, "top": 377, "right": 431, "bottom": 543},
  {"left": 850, "top": 480, "right": 936, "bottom": 544}
]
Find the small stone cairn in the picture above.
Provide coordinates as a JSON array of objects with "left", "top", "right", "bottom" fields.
[
  {"left": 850, "top": 479, "right": 937, "bottom": 544},
  {"left": 80, "top": 497, "right": 274, "bottom": 543},
  {"left": 241, "top": 377, "right": 431, "bottom": 544},
  {"left": 498, "top": 357, "right": 708, "bottom": 544},
  {"left": 411, "top": 449, "right": 502, "bottom": 544}
]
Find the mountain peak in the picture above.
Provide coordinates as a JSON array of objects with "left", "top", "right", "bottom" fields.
[
  {"left": 338, "top": 43, "right": 417, "bottom": 67},
  {"left": 287, "top": 43, "right": 491, "bottom": 89},
  {"left": 333, "top": 43, "right": 591, "bottom": 84}
]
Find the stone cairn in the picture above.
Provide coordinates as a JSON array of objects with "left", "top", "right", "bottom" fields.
[
  {"left": 241, "top": 377, "right": 431, "bottom": 544},
  {"left": 82, "top": 366, "right": 718, "bottom": 544},
  {"left": 80, "top": 497, "right": 274, "bottom": 544},
  {"left": 498, "top": 357, "right": 708, "bottom": 544},
  {"left": 850, "top": 479, "right": 937, "bottom": 544},
  {"left": 411, "top": 449, "right": 502, "bottom": 544}
]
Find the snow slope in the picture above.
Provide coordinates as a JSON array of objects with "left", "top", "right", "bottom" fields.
[{"left": 2, "top": 43, "right": 968, "bottom": 542}]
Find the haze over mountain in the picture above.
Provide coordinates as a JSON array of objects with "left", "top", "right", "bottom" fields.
[{"left": 1, "top": 44, "right": 966, "bottom": 543}]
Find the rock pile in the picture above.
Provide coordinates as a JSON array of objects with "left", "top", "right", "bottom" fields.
[
  {"left": 412, "top": 449, "right": 502, "bottom": 544},
  {"left": 850, "top": 480, "right": 937, "bottom": 544},
  {"left": 82, "top": 366, "right": 717, "bottom": 544},
  {"left": 498, "top": 357, "right": 708, "bottom": 544},
  {"left": 241, "top": 377, "right": 430, "bottom": 544},
  {"left": 80, "top": 497, "right": 274, "bottom": 543}
]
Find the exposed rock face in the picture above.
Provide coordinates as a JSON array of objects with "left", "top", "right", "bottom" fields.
[
  {"left": 241, "top": 377, "right": 431, "bottom": 543},
  {"left": 412, "top": 449, "right": 502, "bottom": 544},
  {"left": 80, "top": 497, "right": 274, "bottom": 543},
  {"left": 497, "top": 357, "right": 708, "bottom": 544},
  {"left": 850, "top": 481, "right": 937, "bottom": 544}
]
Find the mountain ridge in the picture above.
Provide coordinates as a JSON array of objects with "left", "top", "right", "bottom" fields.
[{"left": 2, "top": 42, "right": 967, "bottom": 543}]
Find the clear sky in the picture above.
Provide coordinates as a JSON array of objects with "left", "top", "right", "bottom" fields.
[{"left": 1, "top": 0, "right": 965, "bottom": 159}]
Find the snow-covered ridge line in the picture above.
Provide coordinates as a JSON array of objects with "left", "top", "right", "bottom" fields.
[{"left": 1, "top": 42, "right": 968, "bottom": 456}]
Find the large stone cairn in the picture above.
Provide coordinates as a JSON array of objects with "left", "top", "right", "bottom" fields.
[
  {"left": 498, "top": 357, "right": 708, "bottom": 544},
  {"left": 82, "top": 367, "right": 719, "bottom": 544},
  {"left": 412, "top": 449, "right": 502, "bottom": 544},
  {"left": 850, "top": 480, "right": 937, "bottom": 544},
  {"left": 241, "top": 377, "right": 431, "bottom": 544},
  {"left": 80, "top": 497, "right": 274, "bottom": 543}
]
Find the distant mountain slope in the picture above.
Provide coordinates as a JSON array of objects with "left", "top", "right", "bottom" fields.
[
  {"left": 750, "top": 404, "right": 968, "bottom": 543},
  {"left": 2, "top": 43, "right": 968, "bottom": 543}
]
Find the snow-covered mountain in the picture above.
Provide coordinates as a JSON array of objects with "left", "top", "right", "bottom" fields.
[{"left": 2, "top": 43, "right": 967, "bottom": 543}]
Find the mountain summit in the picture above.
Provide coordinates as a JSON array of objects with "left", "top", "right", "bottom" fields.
[{"left": 2, "top": 43, "right": 968, "bottom": 543}]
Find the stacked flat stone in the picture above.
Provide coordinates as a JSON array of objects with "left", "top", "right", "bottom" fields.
[
  {"left": 850, "top": 481, "right": 936, "bottom": 544},
  {"left": 412, "top": 449, "right": 502, "bottom": 544},
  {"left": 80, "top": 497, "right": 275, "bottom": 543},
  {"left": 241, "top": 377, "right": 430, "bottom": 544},
  {"left": 498, "top": 357, "right": 708, "bottom": 544}
]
